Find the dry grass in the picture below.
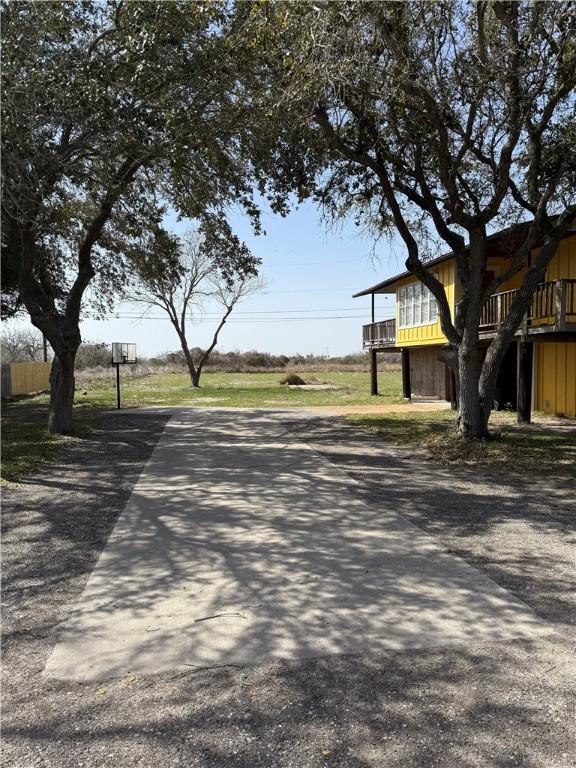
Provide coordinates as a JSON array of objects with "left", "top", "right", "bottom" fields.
[
  {"left": 32, "top": 370, "right": 404, "bottom": 409},
  {"left": 348, "top": 409, "right": 576, "bottom": 477},
  {"left": 75, "top": 361, "right": 402, "bottom": 382}
]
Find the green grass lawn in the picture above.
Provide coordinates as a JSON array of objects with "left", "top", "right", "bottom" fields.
[
  {"left": 4, "top": 369, "right": 573, "bottom": 482},
  {"left": 1, "top": 420, "right": 63, "bottom": 485},
  {"left": 25, "top": 369, "right": 403, "bottom": 409},
  {"left": 348, "top": 409, "right": 576, "bottom": 477},
  {"left": 1, "top": 369, "right": 400, "bottom": 483}
]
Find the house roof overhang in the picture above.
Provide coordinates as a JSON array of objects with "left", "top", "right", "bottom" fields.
[
  {"left": 352, "top": 216, "right": 573, "bottom": 298},
  {"left": 352, "top": 251, "right": 450, "bottom": 297}
]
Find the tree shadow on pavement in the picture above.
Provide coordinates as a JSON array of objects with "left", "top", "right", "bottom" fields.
[
  {"left": 1, "top": 408, "right": 574, "bottom": 768},
  {"left": 284, "top": 415, "right": 576, "bottom": 627}
]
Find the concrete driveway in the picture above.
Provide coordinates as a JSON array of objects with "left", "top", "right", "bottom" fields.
[{"left": 44, "top": 409, "right": 550, "bottom": 681}]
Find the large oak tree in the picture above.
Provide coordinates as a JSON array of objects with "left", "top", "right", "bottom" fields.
[
  {"left": 247, "top": 0, "right": 576, "bottom": 438},
  {"left": 1, "top": 1, "right": 268, "bottom": 433}
]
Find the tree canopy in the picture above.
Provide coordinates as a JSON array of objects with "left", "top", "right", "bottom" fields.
[
  {"left": 243, "top": 0, "right": 576, "bottom": 437},
  {"left": 1, "top": 0, "right": 282, "bottom": 431},
  {"left": 129, "top": 229, "right": 261, "bottom": 387},
  {"left": 3, "top": 0, "right": 575, "bottom": 438}
]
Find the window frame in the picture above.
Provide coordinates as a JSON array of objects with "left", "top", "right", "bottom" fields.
[{"left": 397, "top": 281, "right": 438, "bottom": 329}]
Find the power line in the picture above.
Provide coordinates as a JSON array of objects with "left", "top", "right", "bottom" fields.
[
  {"left": 262, "top": 258, "right": 368, "bottom": 267},
  {"left": 103, "top": 313, "right": 395, "bottom": 323},
  {"left": 218, "top": 306, "right": 384, "bottom": 315},
  {"left": 113, "top": 312, "right": 375, "bottom": 320},
  {"left": 112, "top": 315, "right": 373, "bottom": 322},
  {"left": 114, "top": 305, "right": 391, "bottom": 317}
]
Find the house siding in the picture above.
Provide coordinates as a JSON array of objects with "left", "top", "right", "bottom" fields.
[
  {"left": 370, "top": 232, "right": 575, "bottom": 419},
  {"left": 535, "top": 341, "right": 576, "bottom": 419},
  {"left": 409, "top": 348, "right": 450, "bottom": 399},
  {"left": 532, "top": 235, "right": 576, "bottom": 418},
  {"left": 545, "top": 232, "right": 576, "bottom": 282}
]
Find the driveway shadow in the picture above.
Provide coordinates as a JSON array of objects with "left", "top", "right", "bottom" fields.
[{"left": 2, "top": 407, "right": 574, "bottom": 768}]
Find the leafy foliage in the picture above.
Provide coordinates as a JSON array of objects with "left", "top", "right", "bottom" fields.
[
  {"left": 1, "top": 1, "right": 268, "bottom": 310},
  {"left": 0, "top": 0, "right": 283, "bottom": 430},
  {"left": 75, "top": 342, "right": 111, "bottom": 371},
  {"left": 244, "top": 0, "right": 576, "bottom": 437},
  {"left": 129, "top": 230, "right": 262, "bottom": 386}
]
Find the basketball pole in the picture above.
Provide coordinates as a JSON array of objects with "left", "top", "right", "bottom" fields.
[{"left": 116, "top": 363, "right": 121, "bottom": 409}]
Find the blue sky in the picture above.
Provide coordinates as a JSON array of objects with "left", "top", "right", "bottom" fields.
[{"left": 12, "top": 201, "right": 408, "bottom": 358}]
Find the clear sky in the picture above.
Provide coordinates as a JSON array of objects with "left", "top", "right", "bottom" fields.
[{"left": 10, "top": 201, "right": 409, "bottom": 358}]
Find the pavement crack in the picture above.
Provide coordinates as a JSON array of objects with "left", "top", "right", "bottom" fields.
[{"left": 193, "top": 612, "right": 248, "bottom": 623}]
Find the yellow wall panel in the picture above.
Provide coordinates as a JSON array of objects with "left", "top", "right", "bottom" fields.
[
  {"left": 459, "top": 233, "right": 576, "bottom": 296},
  {"left": 545, "top": 233, "right": 576, "bottom": 281},
  {"left": 535, "top": 342, "right": 576, "bottom": 419},
  {"left": 386, "top": 233, "right": 576, "bottom": 356}
]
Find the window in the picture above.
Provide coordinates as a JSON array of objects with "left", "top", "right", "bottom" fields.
[{"left": 398, "top": 282, "right": 438, "bottom": 328}]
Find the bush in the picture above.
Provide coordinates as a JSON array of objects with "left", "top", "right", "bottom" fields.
[
  {"left": 75, "top": 342, "right": 110, "bottom": 370},
  {"left": 280, "top": 373, "right": 307, "bottom": 385}
]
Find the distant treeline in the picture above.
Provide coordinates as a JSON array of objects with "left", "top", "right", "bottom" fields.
[
  {"left": 73, "top": 342, "right": 400, "bottom": 374},
  {"left": 1, "top": 328, "right": 401, "bottom": 372},
  {"left": 151, "top": 348, "right": 401, "bottom": 372}
]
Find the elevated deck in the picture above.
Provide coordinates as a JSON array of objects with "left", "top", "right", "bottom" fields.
[
  {"left": 362, "top": 318, "right": 396, "bottom": 349},
  {"left": 363, "top": 279, "right": 576, "bottom": 350}
]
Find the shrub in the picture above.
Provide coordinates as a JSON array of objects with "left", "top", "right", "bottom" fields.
[
  {"left": 280, "top": 373, "right": 307, "bottom": 385},
  {"left": 75, "top": 342, "right": 110, "bottom": 370}
]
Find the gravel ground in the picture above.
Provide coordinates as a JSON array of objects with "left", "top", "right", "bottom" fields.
[{"left": 2, "top": 408, "right": 575, "bottom": 768}]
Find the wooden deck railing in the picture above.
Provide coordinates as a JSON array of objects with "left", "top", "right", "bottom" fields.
[
  {"left": 561, "top": 278, "right": 576, "bottom": 318},
  {"left": 480, "top": 279, "right": 576, "bottom": 332},
  {"left": 362, "top": 318, "right": 396, "bottom": 348},
  {"left": 362, "top": 279, "right": 575, "bottom": 348}
]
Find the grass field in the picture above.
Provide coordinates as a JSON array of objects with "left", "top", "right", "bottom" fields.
[
  {"left": 25, "top": 369, "right": 404, "bottom": 409},
  {"left": 1, "top": 370, "right": 401, "bottom": 483},
  {"left": 348, "top": 409, "right": 576, "bottom": 477},
  {"left": 3, "top": 368, "right": 574, "bottom": 483}
]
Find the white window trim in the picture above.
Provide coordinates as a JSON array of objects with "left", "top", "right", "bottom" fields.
[{"left": 398, "top": 282, "right": 438, "bottom": 329}]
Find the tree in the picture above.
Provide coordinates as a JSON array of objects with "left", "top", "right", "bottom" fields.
[
  {"left": 0, "top": 325, "right": 46, "bottom": 363},
  {"left": 247, "top": 0, "right": 576, "bottom": 438},
  {"left": 1, "top": 1, "right": 266, "bottom": 434},
  {"left": 75, "top": 342, "right": 111, "bottom": 371},
  {"left": 129, "top": 230, "right": 262, "bottom": 388}
]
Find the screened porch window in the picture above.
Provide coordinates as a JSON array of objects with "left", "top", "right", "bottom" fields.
[{"left": 398, "top": 283, "right": 437, "bottom": 328}]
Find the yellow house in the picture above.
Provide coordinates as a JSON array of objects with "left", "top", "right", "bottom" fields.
[{"left": 354, "top": 224, "right": 576, "bottom": 419}]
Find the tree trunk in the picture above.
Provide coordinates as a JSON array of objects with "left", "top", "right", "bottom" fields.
[
  {"left": 184, "top": 352, "right": 200, "bottom": 387},
  {"left": 456, "top": 343, "right": 489, "bottom": 440},
  {"left": 173, "top": 329, "right": 200, "bottom": 388},
  {"left": 48, "top": 352, "right": 76, "bottom": 434},
  {"left": 478, "top": 339, "right": 510, "bottom": 428}
]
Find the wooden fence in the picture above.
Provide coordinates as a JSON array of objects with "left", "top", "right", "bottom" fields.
[{"left": 1, "top": 362, "right": 51, "bottom": 397}]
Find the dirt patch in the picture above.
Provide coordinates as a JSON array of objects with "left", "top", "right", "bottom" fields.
[
  {"left": 287, "top": 384, "right": 341, "bottom": 390},
  {"left": 312, "top": 401, "right": 451, "bottom": 415},
  {"left": 186, "top": 396, "right": 230, "bottom": 403}
]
